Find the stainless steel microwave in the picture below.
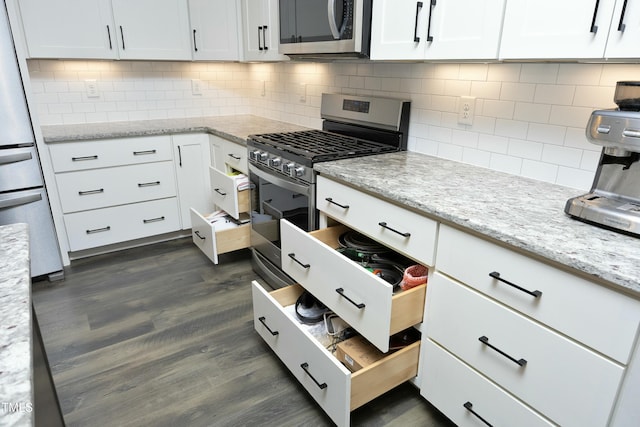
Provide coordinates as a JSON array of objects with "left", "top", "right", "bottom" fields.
[{"left": 278, "top": 0, "right": 372, "bottom": 58}]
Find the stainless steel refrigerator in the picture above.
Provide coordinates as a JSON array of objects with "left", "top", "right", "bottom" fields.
[{"left": 0, "top": 2, "right": 63, "bottom": 279}]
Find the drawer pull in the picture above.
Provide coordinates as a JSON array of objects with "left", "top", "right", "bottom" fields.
[
  {"left": 479, "top": 336, "right": 527, "bottom": 367},
  {"left": 194, "top": 230, "right": 206, "bottom": 240},
  {"left": 228, "top": 153, "right": 242, "bottom": 160},
  {"left": 378, "top": 221, "right": 411, "bottom": 237},
  {"left": 86, "top": 226, "right": 110, "bottom": 234},
  {"left": 300, "top": 363, "right": 327, "bottom": 390},
  {"left": 489, "top": 271, "right": 542, "bottom": 298},
  {"left": 463, "top": 402, "right": 493, "bottom": 427},
  {"left": 288, "top": 253, "right": 310, "bottom": 269},
  {"left": 78, "top": 188, "right": 104, "bottom": 196},
  {"left": 133, "top": 149, "right": 157, "bottom": 156},
  {"left": 143, "top": 216, "right": 165, "bottom": 224},
  {"left": 138, "top": 181, "right": 161, "bottom": 188},
  {"left": 335, "top": 288, "right": 366, "bottom": 309},
  {"left": 325, "top": 197, "right": 349, "bottom": 209},
  {"left": 72, "top": 155, "right": 98, "bottom": 161},
  {"left": 258, "top": 316, "right": 279, "bottom": 336},
  {"left": 214, "top": 188, "right": 227, "bottom": 196}
]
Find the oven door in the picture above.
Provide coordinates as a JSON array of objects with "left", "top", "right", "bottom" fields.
[{"left": 249, "top": 163, "right": 316, "bottom": 272}]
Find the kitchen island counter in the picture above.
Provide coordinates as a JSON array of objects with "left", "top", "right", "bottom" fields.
[
  {"left": 40, "top": 115, "right": 308, "bottom": 145},
  {"left": 315, "top": 151, "right": 640, "bottom": 297},
  {"left": 0, "top": 223, "right": 32, "bottom": 427}
]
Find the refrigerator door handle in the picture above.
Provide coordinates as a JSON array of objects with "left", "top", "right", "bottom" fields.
[
  {"left": 0, "top": 150, "right": 33, "bottom": 165},
  {"left": 0, "top": 192, "right": 42, "bottom": 209}
]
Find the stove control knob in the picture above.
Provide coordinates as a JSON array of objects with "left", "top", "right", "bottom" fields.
[
  {"left": 293, "top": 166, "right": 305, "bottom": 178},
  {"left": 269, "top": 157, "right": 282, "bottom": 167},
  {"left": 283, "top": 162, "right": 295, "bottom": 174},
  {"left": 249, "top": 150, "right": 261, "bottom": 161},
  {"left": 258, "top": 152, "right": 268, "bottom": 162}
]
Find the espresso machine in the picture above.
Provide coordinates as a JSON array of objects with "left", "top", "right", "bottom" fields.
[{"left": 565, "top": 81, "right": 640, "bottom": 237}]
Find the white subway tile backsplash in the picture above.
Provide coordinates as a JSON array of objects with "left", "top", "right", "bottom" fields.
[{"left": 27, "top": 59, "right": 640, "bottom": 189}]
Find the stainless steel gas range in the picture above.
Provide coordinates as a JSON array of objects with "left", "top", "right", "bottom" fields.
[{"left": 247, "top": 93, "right": 410, "bottom": 288}]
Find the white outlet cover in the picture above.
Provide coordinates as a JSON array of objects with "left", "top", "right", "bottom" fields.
[
  {"left": 85, "top": 80, "right": 99, "bottom": 98},
  {"left": 458, "top": 96, "right": 475, "bottom": 125}
]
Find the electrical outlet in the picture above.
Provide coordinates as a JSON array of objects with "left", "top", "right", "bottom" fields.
[
  {"left": 191, "top": 79, "right": 203, "bottom": 96},
  {"left": 261, "top": 80, "right": 266, "bottom": 97},
  {"left": 85, "top": 80, "right": 99, "bottom": 98},
  {"left": 299, "top": 83, "right": 307, "bottom": 103},
  {"left": 458, "top": 96, "right": 475, "bottom": 125}
]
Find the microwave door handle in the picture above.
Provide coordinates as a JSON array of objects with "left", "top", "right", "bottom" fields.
[{"left": 327, "top": 0, "right": 340, "bottom": 39}]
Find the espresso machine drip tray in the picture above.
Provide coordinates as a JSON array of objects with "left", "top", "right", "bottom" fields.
[{"left": 565, "top": 192, "right": 640, "bottom": 236}]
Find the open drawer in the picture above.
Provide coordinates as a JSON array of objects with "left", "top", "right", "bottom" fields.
[
  {"left": 252, "top": 281, "right": 420, "bottom": 427},
  {"left": 209, "top": 167, "right": 250, "bottom": 220},
  {"left": 190, "top": 208, "right": 250, "bottom": 264},
  {"left": 280, "top": 219, "right": 427, "bottom": 353}
]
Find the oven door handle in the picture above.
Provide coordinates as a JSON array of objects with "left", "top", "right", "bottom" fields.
[{"left": 249, "top": 164, "right": 312, "bottom": 197}]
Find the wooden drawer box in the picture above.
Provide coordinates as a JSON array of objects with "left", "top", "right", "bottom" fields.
[
  {"left": 64, "top": 198, "right": 181, "bottom": 251},
  {"left": 252, "top": 281, "right": 420, "bottom": 427},
  {"left": 436, "top": 224, "right": 640, "bottom": 364},
  {"left": 280, "top": 219, "right": 426, "bottom": 353},
  {"left": 189, "top": 208, "right": 250, "bottom": 264},
  {"left": 49, "top": 135, "right": 173, "bottom": 172},
  {"left": 426, "top": 273, "right": 624, "bottom": 427},
  {"left": 421, "top": 339, "right": 554, "bottom": 427},
  {"left": 209, "top": 167, "right": 250, "bottom": 220},
  {"left": 316, "top": 175, "right": 438, "bottom": 266},
  {"left": 55, "top": 161, "right": 177, "bottom": 213}
]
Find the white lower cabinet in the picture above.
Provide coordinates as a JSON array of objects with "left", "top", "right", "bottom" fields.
[
  {"left": 64, "top": 197, "right": 181, "bottom": 251},
  {"left": 422, "top": 339, "right": 555, "bottom": 427},
  {"left": 252, "top": 281, "right": 420, "bottom": 427}
]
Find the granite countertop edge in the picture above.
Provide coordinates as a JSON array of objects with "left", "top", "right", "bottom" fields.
[
  {"left": 0, "top": 223, "right": 33, "bottom": 427},
  {"left": 314, "top": 152, "right": 640, "bottom": 298}
]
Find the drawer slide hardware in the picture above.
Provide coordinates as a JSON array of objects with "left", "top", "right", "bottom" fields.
[
  {"left": 288, "top": 253, "right": 310, "bottom": 269},
  {"left": 86, "top": 226, "right": 111, "bottom": 234},
  {"left": 463, "top": 402, "right": 493, "bottom": 427},
  {"left": 335, "top": 288, "right": 366, "bottom": 309},
  {"left": 378, "top": 221, "right": 411, "bottom": 237},
  {"left": 489, "top": 271, "right": 542, "bottom": 298},
  {"left": 300, "top": 363, "right": 327, "bottom": 390},
  {"left": 325, "top": 197, "right": 349, "bottom": 209},
  {"left": 258, "top": 316, "right": 279, "bottom": 336},
  {"left": 78, "top": 188, "right": 104, "bottom": 196},
  {"left": 479, "top": 336, "right": 527, "bottom": 367}
]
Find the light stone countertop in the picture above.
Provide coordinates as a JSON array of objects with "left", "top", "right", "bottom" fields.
[
  {"left": 315, "top": 151, "right": 640, "bottom": 297},
  {"left": 40, "top": 115, "right": 309, "bottom": 145},
  {"left": 0, "top": 223, "right": 33, "bottom": 427}
]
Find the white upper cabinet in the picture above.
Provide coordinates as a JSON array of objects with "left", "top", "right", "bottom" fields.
[
  {"left": 371, "top": 0, "right": 506, "bottom": 61},
  {"left": 18, "top": 0, "right": 117, "bottom": 59},
  {"left": 188, "top": 0, "right": 243, "bottom": 61},
  {"left": 605, "top": 0, "right": 640, "bottom": 59},
  {"left": 111, "top": 0, "right": 191, "bottom": 60},
  {"left": 499, "top": 0, "right": 617, "bottom": 59},
  {"left": 241, "top": 0, "right": 288, "bottom": 61},
  {"left": 17, "top": 0, "right": 192, "bottom": 60}
]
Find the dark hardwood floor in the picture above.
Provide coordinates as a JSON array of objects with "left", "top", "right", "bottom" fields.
[{"left": 32, "top": 238, "right": 455, "bottom": 427}]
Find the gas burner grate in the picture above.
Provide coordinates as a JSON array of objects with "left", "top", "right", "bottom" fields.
[{"left": 251, "top": 130, "right": 397, "bottom": 162}]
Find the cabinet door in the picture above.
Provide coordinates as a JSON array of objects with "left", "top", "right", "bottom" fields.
[
  {"left": 111, "top": 0, "right": 192, "bottom": 60},
  {"left": 425, "top": 0, "right": 505, "bottom": 60},
  {"left": 241, "top": 0, "right": 288, "bottom": 61},
  {"left": 500, "top": 0, "right": 616, "bottom": 59},
  {"left": 173, "top": 134, "right": 213, "bottom": 230},
  {"left": 370, "top": 0, "right": 427, "bottom": 60},
  {"left": 18, "top": 0, "right": 117, "bottom": 59},
  {"left": 605, "top": 0, "right": 640, "bottom": 59},
  {"left": 188, "top": 0, "right": 242, "bottom": 61}
]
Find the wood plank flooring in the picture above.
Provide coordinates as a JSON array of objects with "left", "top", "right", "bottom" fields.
[{"left": 32, "top": 238, "right": 455, "bottom": 427}]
